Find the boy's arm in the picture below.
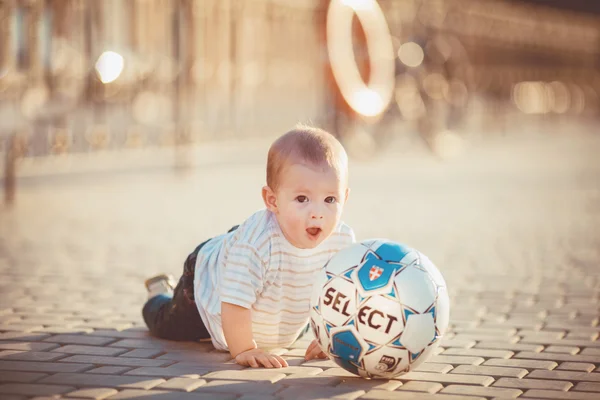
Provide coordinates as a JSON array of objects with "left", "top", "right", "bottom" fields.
[
  {"left": 221, "top": 302, "right": 288, "bottom": 368},
  {"left": 221, "top": 302, "right": 256, "bottom": 357}
]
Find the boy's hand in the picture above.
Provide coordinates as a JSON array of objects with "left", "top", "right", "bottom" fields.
[
  {"left": 235, "top": 348, "right": 289, "bottom": 368},
  {"left": 304, "top": 339, "right": 328, "bottom": 361}
]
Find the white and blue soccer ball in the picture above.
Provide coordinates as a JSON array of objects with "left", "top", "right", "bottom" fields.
[{"left": 309, "top": 239, "right": 450, "bottom": 379}]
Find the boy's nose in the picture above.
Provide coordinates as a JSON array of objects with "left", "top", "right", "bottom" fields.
[{"left": 310, "top": 205, "right": 324, "bottom": 219}]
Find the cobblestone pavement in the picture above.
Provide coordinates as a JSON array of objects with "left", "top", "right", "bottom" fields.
[{"left": 0, "top": 128, "right": 599, "bottom": 399}]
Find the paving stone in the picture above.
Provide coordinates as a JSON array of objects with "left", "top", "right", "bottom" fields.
[
  {"left": 0, "top": 342, "right": 59, "bottom": 351},
  {"left": 0, "top": 383, "right": 75, "bottom": 396},
  {"left": 0, "top": 324, "right": 45, "bottom": 332},
  {"left": 193, "top": 380, "right": 281, "bottom": 396},
  {"left": 363, "top": 390, "right": 485, "bottom": 400},
  {"left": 43, "top": 334, "right": 117, "bottom": 346},
  {"left": 441, "top": 348, "right": 514, "bottom": 359},
  {"left": 544, "top": 345, "right": 581, "bottom": 354},
  {"left": 86, "top": 330, "right": 152, "bottom": 339},
  {"left": 0, "top": 332, "right": 50, "bottom": 341},
  {"left": 275, "top": 386, "right": 365, "bottom": 399},
  {"left": 58, "top": 355, "right": 173, "bottom": 367},
  {"left": 202, "top": 369, "right": 286, "bottom": 383},
  {"left": 527, "top": 370, "right": 600, "bottom": 382},
  {"left": 474, "top": 341, "right": 544, "bottom": 352},
  {"left": 33, "top": 327, "right": 94, "bottom": 334},
  {"left": 520, "top": 337, "right": 600, "bottom": 348},
  {"left": 398, "top": 372, "right": 494, "bottom": 386},
  {"left": 574, "top": 382, "right": 600, "bottom": 392},
  {"left": 164, "top": 361, "right": 245, "bottom": 371},
  {"left": 492, "top": 377, "right": 573, "bottom": 391},
  {"left": 109, "top": 339, "right": 210, "bottom": 352},
  {"left": 0, "top": 360, "right": 94, "bottom": 373},
  {"left": 427, "top": 355, "right": 484, "bottom": 365},
  {"left": 438, "top": 337, "right": 476, "bottom": 348},
  {"left": 0, "top": 371, "right": 47, "bottom": 383},
  {"left": 451, "top": 364, "right": 528, "bottom": 378},
  {"left": 87, "top": 366, "right": 133, "bottom": 374},
  {"left": 64, "top": 388, "right": 118, "bottom": 399},
  {"left": 332, "top": 378, "right": 402, "bottom": 391},
  {"left": 52, "top": 345, "right": 128, "bottom": 356},
  {"left": 119, "top": 349, "right": 163, "bottom": 358},
  {"left": 396, "top": 381, "right": 443, "bottom": 393},
  {"left": 514, "top": 351, "right": 600, "bottom": 363},
  {"left": 125, "top": 367, "right": 209, "bottom": 378},
  {"left": 483, "top": 358, "right": 557, "bottom": 370},
  {"left": 521, "top": 389, "right": 600, "bottom": 399},
  {"left": 413, "top": 363, "right": 453, "bottom": 373},
  {"left": 278, "top": 374, "right": 342, "bottom": 386},
  {"left": 108, "top": 389, "right": 236, "bottom": 399},
  {"left": 39, "top": 373, "right": 165, "bottom": 389},
  {"left": 580, "top": 348, "right": 600, "bottom": 356},
  {"left": 317, "top": 368, "right": 361, "bottom": 378},
  {"left": 557, "top": 362, "right": 595, "bottom": 372},
  {"left": 441, "top": 384, "right": 523, "bottom": 398},
  {"left": 156, "top": 378, "right": 207, "bottom": 392},
  {"left": 301, "top": 359, "right": 339, "bottom": 368},
  {"left": 0, "top": 350, "right": 68, "bottom": 361},
  {"left": 517, "top": 330, "right": 565, "bottom": 340}
]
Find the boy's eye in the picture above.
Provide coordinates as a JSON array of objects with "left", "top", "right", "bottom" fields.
[
  {"left": 325, "top": 196, "right": 337, "bottom": 204},
  {"left": 296, "top": 195, "right": 308, "bottom": 203}
]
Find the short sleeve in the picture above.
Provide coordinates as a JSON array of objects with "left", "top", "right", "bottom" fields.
[
  {"left": 220, "top": 243, "right": 265, "bottom": 309},
  {"left": 339, "top": 222, "right": 356, "bottom": 244}
]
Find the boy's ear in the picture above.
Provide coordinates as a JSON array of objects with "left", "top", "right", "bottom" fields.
[
  {"left": 262, "top": 186, "right": 278, "bottom": 213},
  {"left": 344, "top": 187, "right": 350, "bottom": 204}
]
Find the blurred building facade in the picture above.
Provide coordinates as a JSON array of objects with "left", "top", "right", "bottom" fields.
[{"left": 0, "top": 0, "right": 599, "bottom": 182}]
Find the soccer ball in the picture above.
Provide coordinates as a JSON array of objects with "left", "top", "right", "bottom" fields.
[{"left": 309, "top": 239, "right": 450, "bottom": 379}]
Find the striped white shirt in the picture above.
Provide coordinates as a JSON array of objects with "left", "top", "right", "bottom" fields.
[{"left": 193, "top": 209, "right": 355, "bottom": 351}]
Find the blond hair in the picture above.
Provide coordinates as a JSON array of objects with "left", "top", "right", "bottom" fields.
[{"left": 266, "top": 124, "right": 348, "bottom": 190}]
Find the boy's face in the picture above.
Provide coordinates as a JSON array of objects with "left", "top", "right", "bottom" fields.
[{"left": 263, "top": 162, "right": 348, "bottom": 249}]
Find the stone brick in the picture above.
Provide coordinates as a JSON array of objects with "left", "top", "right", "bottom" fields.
[
  {"left": 427, "top": 355, "right": 484, "bottom": 365},
  {"left": 413, "top": 363, "right": 453, "bottom": 373},
  {"left": 201, "top": 370, "right": 286, "bottom": 383},
  {"left": 164, "top": 361, "right": 244, "bottom": 371},
  {"left": 0, "top": 360, "right": 94, "bottom": 373},
  {"left": 156, "top": 378, "right": 207, "bottom": 392},
  {"left": 574, "top": 382, "right": 600, "bottom": 392},
  {"left": 364, "top": 390, "right": 485, "bottom": 400},
  {"left": 52, "top": 345, "right": 128, "bottom": 356},
  {"left": 441, "top": 384, "right": 523, "bottom": 398},
  {"left": 58, "top": 355, "right": 173, "bottom": 367},
  {"left": 119, "top": 349, "right": 163, "bottom": 358},
  {"left": 332, "top": 378, "right": 402, "bottom": 391},
  {"left": 527, "top": 369, "right": 600, "bottom": 382},
  {"left": 86, "top": 366, "right": 133, "bottom": 374},
  {"left": 442, "top": 348, "right": 514, "bottom": 359},
  {"left": 317, "top": 368, "right": 360, "bottom": 378},
  {"left": 64, "top": 388, "right": 118, "bottom": 399},
  {"left": 156, "top": 351, "right": 232, "bottom": 363},
  {"left": 0, "top": 332, "right": 50, "bottom": 341},
  {"left": 398, "top": 372, "right": 494, "bottom": 386},
  {"left": 451, "top": 364, "right": 528, "bottom": 378},
  {"left": 0, "top": 350, "right": 67, "bottom": 361},
  {"left": 438, "top": 337, "right": 476, "bottom": 348},
  {"left": 396, "top": 381, "right": 443, "bottom": 393},
  {"left": 275, "top": 386, "right": 365, "bottom": 399},
  {"left": 521, "top": 389, "right": 600, "bottom": 399},
  {"left": 0, "top": 324, "right": 44, "bottom": 332},
  {"left": 514, "top": 351, "right": 600, "bottom": 363},
  {"left": 544, "top": 345, "right": 581, "bottom": 354},
  {"left": 0, "top": 371, "right": 47, "bottom": 383},
  {"left": 108, "top": 389, "right": 236, "bottom": 399},
  {"left": 193, "top": 380, "right": 281, "bottom": 396},
  {"left": 125, "top": 367, "right": 208, "bottom": 378},
  {"left": 474, "top": 341, "right": 543, "bottom": 352},
  {"left": 557, "top": 362, "right": 595, "bottom": 372},
  {"left": 43, "top": 334, "right": 116, "bottom": 346},
  {"left": 492, "top": 377, "right": 572, "bottom": 391},
  {"left": 581, "top": 348, "right": 600, "bottom": 356},
  {"left": 0, "top": 383, "right": 75, "bottom": 396},
  {"left": 300, "top": 358, "right": 338, "bottom": 368},
  {"left": 0, "top": 342, "right": 59, "bottom": 352},
  {"left": 483, "top": 358, "right": 557, "bottom": 370},
  {"left": 278, "top": 374, "right": 342, "bottom": 386},
  {"left": 39, "top": 373, "right": 165, "bottom": 389}
]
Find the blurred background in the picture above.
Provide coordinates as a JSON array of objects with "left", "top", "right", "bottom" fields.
[
  {"left": 1, "top": 0, "right": 600, "bottom": 201},
  {"left": 0, "top": 0, "right": 599, "bottom": 346}
]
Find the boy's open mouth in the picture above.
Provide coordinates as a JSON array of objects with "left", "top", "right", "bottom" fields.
[{"left": 306, "top": 227, "right": 322, "bottom": 237}]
